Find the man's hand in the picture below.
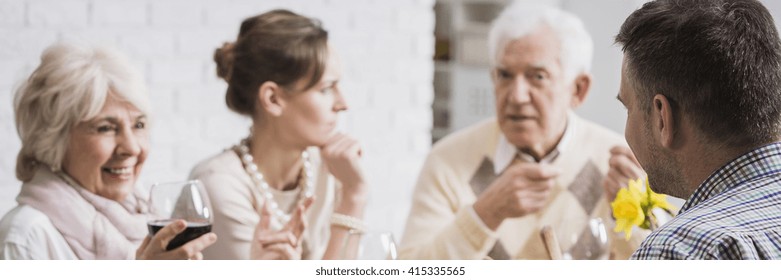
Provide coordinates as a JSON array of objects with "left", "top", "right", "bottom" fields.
[
  {"left": 473, "top": 162, "right": 559, "bottom": 230},
  {"left": 603, "top": 146, "right": 645, "bottom": 202}
]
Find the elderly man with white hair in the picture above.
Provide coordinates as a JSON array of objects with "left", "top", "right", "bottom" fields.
[{"left": 399, "top": 2, "right": 647, "bottom": 260}]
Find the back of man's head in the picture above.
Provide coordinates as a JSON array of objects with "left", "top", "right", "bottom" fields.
[
  {"left": 616, "top": 0, "right": 781, "bottom": 147},
  {"left": 488, "top": 1, "right": 593, "bottom": 81}
]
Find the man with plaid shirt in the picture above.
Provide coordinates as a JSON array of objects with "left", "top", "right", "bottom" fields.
[{"left": 615, "top": 0, "right": 781, "bottom": 259}]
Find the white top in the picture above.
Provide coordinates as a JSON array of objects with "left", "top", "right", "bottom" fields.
[{"left": 0, "top": 205, "right": 77, "bottom": 260}]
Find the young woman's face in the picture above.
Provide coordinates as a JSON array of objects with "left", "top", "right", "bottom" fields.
[
  {"left": 61, "top": 94, "right": 149, "bottom": 202},
  {"left": 277, "top": 47, "right": 347, "bottom": 147}
]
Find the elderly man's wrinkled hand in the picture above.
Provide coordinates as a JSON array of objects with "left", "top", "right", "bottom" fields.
[
  {"left": 603, "top": 146, "right": 645, "bottom": 202},
  {"left": 135, "top": 219, "right": 217, "bottom": 260},
  {"left": 473, "top": 162, "right": 559, "bottom": 230}
]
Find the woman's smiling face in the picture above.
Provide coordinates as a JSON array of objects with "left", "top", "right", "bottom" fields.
[{"left": 61, "top": 94, "right": 149, "bottom": 202}]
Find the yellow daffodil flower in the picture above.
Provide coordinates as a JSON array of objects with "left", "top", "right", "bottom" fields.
[
  {"left": 611, "top": 187, "right": 645, "bottom": 240},
  {"left": 645, "top": 177, "right": 674, "bottom": 211},
  {"left": 627, "top": 178, "right": 647, "bottom": 201},
  {"left": 611, "top": 177, "right": 677, "bottom": 240}
]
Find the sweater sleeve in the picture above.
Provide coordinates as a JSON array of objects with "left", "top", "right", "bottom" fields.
[
  {"left": 398, "top": 152, "right": 498, "bottom": 260},
  {"left": 191, "top": 171, "right": 258, "bottom": 260}
]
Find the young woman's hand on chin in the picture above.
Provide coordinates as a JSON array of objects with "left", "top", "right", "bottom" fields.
[{"left": 320, "top": 133, "right": 368, "bottom": 201}]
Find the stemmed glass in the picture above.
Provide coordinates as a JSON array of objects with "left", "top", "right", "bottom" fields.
[
  {"left": 556, "top": 217, "right": 611, "bottom": 260},
  {"left": 342, "top": 230, "right": 398, "bottom": 260},
  {"left": 147, "top": 180, "right": 213, "bottom": 251}
]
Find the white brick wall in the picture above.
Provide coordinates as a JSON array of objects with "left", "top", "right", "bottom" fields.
[
  {"left": 92, "top": 1, "right": 147, "bottom": 26},
  {"left": 29, "top": 0, "right": 90, "bottom": 28},
  {"left": 0, "top": 0, "right": 25, "bottom": 27},
  {"left": 0, "top": 0, "right": 436, "bottom": 240}
]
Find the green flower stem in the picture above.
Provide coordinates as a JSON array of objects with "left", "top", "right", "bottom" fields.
[{"left": 648, "top": 212, "right": 657, "bottom": 231}]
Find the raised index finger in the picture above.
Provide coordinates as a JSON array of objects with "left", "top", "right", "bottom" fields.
[{"left": 285, "top": 197, "right": 315, "bottom": 238}]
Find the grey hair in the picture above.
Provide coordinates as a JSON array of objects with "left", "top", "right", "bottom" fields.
[
  {"left": 14, "top": 41, "right": 150, "bottom": 181},
  {"left": 488, "top": 1, "right": 593, "bottom": 80}
]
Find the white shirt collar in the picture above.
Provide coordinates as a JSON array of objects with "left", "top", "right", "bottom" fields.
[{"left": 493, "top": 111, "right": 576, "bottom": 175}]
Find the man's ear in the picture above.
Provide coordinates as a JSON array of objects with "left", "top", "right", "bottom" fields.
[
  {"left": 257, "top": 81, "right": 285, "bottom": 116},
  {"left": 570, "top": 73, "right": 592, "bottom": 108},
  {"left": 653, "top": 94, "right": 676, "bottom": 148}
]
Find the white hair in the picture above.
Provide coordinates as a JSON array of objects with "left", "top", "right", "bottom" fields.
[
  {"left": 14, "top": 41, "right": 150, "bottom": 181},
  {"left": 488, "top": 1, "right": 594, "bottom": 80}
]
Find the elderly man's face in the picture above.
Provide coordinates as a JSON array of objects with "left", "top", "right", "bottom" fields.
[
  {"left": 492, "top": 25, "right": 581, "bottom": 156},
  {"left": 62, "top": 94, "right": 149, "bottom": 202}
]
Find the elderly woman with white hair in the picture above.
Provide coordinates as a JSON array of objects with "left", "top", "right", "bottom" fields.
[{"left": 0, "top": 42, "right": 217, "bottom": 259}]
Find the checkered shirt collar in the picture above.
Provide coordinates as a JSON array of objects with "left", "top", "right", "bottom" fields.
[{"left": 681, "top": 142, "right": 781, "bottom": 213}]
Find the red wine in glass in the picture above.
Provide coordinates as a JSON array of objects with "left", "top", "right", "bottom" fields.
[
  {"left": 148, "top": 180, "right": 213, "bottom": 251},
  {"left": 147, "top": 219, "right": 212, "bottom": 251}
]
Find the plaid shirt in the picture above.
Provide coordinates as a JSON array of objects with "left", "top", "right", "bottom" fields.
[{"left": 631, "top": 143, "right": 781, "bottom": 259}]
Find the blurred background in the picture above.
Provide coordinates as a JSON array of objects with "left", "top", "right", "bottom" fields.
[{"left": 2, "top": 0, "right": 781, "bottom": 239}]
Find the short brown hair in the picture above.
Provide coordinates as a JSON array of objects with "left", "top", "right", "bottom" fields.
[{"left": 616, "top": 0, "right": 781, "bottom": 147}]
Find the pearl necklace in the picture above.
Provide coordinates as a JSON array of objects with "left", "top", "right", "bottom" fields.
[{"left": 236, "top": 138, "right": 314, "bottom": 225}]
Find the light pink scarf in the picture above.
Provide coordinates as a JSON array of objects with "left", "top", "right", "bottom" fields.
[{"left": 16, "top": 167, "right": 151, "bottom": 259}]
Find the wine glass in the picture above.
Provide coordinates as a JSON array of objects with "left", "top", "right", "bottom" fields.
[
  {"left": 342, "top": 230, "right": 398, "bottom": 260},
  {"left": 147, "top": 180, "right": 213, "bottom": 251},
  {"left": 556, "top": 217, "right": 610, "bottom": 260}
]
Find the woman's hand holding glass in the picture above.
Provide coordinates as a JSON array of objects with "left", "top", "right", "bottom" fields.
[
  {"left": 251, "top": 197, "right": 315, "bottom": 260},
  {"left": 141, "top": 180, "right": 217, "bottom": 260},
  {"left": 135, "top": 219, "right": 217, "bottom": 260}
]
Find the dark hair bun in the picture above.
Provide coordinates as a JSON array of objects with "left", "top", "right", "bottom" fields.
[{"left": 214, "top": 42, "right": 235, "bottom": 81}]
